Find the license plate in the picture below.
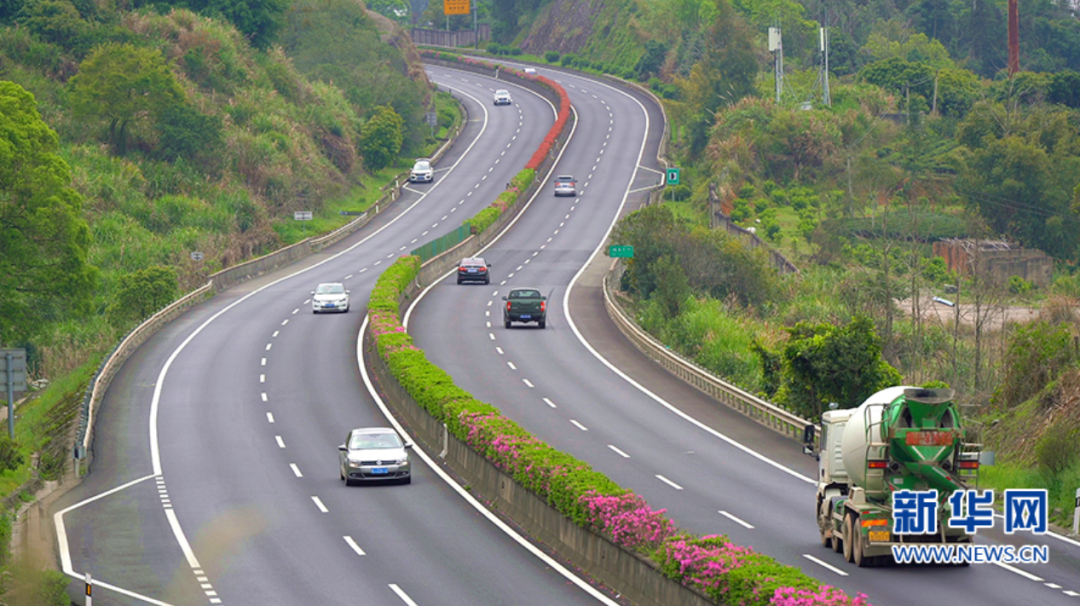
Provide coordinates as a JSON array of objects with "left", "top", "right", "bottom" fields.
[
  {"left": 905, "top": 431, "right": 954, "bottom": 446},
  {"left": 467, "top": 269, "right": 477, "bottom": 273},
  {"left": 325, "top": 303, "right": 335, "bottom": 308},
  {"left": 371, "top": 467, "right": 388, "bottom": 475},
  {"left": 868, "top": 530, "right": 890, "bottom": 542},
  {"left": 521, "top": 314, "right": 531, "bottom": 319}
]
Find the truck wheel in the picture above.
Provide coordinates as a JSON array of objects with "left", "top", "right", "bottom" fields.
[
  {"left": 538, "top": 319, "right": 546, "bottom": 329},
  {"left": 818, "top": 502, "right": 830, "bottom": 548},
  {"left": 843, "top": 513, "right": 855, "bottom": 563},
  {"left": 505, "top": 320, "right": 512, "bottom": 329},
  {"left": 853, "top": 523, "right": 868, "bottom": 567}
]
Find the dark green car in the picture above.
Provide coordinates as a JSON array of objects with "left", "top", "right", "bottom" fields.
[{"left": 502, "top": 288, "right": 547, "bottom": 329}]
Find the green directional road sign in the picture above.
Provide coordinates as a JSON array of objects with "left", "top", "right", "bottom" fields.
[
  {"left": 609, "top": 245, "right": 634, "bottom": 258},
  {"left": 666, "top": 167, "right": 681, "bottom": 186}
]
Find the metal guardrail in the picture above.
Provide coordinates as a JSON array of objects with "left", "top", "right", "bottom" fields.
[
  {"left": 411, "top": 224, "right": 471, "bottom": 262},
  {"left": 78, "top": 281, "right": 214, "bottom": 459},
  {"left": 603, "top": 261, "right": 818, "bottom": 443},
  {"left": 72, "top": 91, "right": 471, "bottom": 472}
]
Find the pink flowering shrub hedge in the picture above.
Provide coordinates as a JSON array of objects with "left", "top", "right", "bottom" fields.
[{"left": 364, "top": 53, "right": 874, "bottom": 606}]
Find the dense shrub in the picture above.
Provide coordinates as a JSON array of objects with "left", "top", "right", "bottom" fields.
[{"left": 544, "top": 50, "right": 560, "bottom": 63}]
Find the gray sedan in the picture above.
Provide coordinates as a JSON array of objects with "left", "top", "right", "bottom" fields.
[{"left": 339, "top": 428, "right": 412, "bottom": 485}]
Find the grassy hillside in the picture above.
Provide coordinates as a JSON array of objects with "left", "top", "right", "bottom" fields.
[{"left": 0, "top": 0, "right": 442, "bottom": 380}]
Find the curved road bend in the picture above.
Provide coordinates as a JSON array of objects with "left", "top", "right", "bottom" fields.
[
  {"left": 407, "top": 62, "right": 1080, "bottom": 606},
  {"left": 51, "top": 67, "right": 621, "bottom": 606}
]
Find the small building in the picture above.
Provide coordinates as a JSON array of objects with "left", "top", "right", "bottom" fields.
[{"left": 933, "top": 238, "right": 1052, "bottom": 287}]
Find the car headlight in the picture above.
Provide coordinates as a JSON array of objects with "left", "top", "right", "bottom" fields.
[
  {"left": 395, "top": 458, "right": 408, "bottom": 466},
  {"left": 348, "top": 461, "right": 361, "bottom": 468}
]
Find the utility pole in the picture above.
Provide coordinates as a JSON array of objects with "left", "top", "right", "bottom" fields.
[
  {"left": 1008, "top": 0, "right": 1019, "bottom": 76},
  {"left": 473, "top": 3, "right": 479, "bottom": 49}
]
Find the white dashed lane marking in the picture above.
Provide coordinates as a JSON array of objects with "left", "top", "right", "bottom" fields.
[
  {"left": 266, "top": 412, "right": 274, "bottom": 423},
  {"left": 311, "top": 496, "right": 329, "bottom": 513},
  {"left": 275, "top": 436, "right": 286, "bottom": 448},
  {"left": 607, "top": 444, "right": 630, "bottom": 458},
  {"left": 656, "top": 475, "right": 683, "bottom": 490},
  {"left": 290, "top": 464, "right": 303, "bottom": 478}
]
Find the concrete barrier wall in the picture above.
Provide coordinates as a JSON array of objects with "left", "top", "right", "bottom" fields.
[
  {"left": 364, "top": 327, "right": 714, "bottom": 606},
  {"left": 75, "top": 96, "right": 470, "bottom": 465}
]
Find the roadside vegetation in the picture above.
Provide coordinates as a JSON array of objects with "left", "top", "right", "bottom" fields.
[
  {"left": 0, "top": 0, "right": 459, "bottom": 593},
  {"left": 448, "top": 0, "right": 1080, "bottom": 529}
]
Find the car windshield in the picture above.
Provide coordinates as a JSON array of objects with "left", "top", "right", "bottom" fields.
[
  {"left": 557, "top": 176, "right": 574, "bottom": 182},
  {"left": 510, "top": 289, "right": 540, "bottom": 299},
  {"left": 316, "top": 284, "right": 345, "bottom": 294},
  {"left": 463, "top": 258, "right": 484, "bottom": 266},
  {"left": 350, "top": 432, "right": 403, "bottom": 450},
  {"left": 414, "top": 162, "right": 430, "bottom": 171},
  {"left": 496, "top": 90, "right": 509, "bottom": 95}
]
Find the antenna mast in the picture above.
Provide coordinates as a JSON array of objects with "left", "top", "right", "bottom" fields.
[{"left": 769, "top": 24, "right": 784, "bottom": 103}]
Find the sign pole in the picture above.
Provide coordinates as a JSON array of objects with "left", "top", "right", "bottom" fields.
[{"left": 6, "top": 351, "right": 13, "bottom": 439}]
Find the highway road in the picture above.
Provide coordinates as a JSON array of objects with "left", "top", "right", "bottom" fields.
[
  {"left": 405, "top": 61, "right": 1080, "bottom": 606},
  {"left": 51, "top": 66, "right": 624, "bottom": 606}
]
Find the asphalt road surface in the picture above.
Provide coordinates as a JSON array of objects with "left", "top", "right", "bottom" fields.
[
  {"left": 406, "top": 60, "right": 1080, "bottom": 606},
  {"left": 52, "top": 66, "right": 625, "bottom": 606}
]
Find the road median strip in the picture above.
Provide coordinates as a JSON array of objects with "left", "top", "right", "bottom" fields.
[{"left": 364, "top": 55, "right": 872, "bottom": 606}]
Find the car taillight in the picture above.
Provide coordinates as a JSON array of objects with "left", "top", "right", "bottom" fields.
[
  {"left": 459, "top": 266, "right": 466, "bottom": 272},
  {"left": 959, "top": 460, "right": 979, "bottom": 470},
  {"left": 478, "top": 267, "right": 487, "bottom": 272},
  {"left": 540, "top": 301, "right": 546, "bottom": 312},
  {"left": 506, "top": 302, "right": 512, "bottom": 311},
  {"left": 868, "top": 460, "right": 888, "bottom": 469}
]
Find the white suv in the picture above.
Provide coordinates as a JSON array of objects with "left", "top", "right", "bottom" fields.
[
  {"left": 493, "top": 89, "right": 512, "bottom": 105},
  {"left": 409, "top": 159, "right": 433, "bottom": 183}
]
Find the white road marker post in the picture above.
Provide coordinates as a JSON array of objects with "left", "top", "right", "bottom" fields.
[
  {"left": 1073, "top": 488, "right": 1079, "bottom": 535},
  {"left": 85, "top": 572, "right": 92, "bottom": 606}
]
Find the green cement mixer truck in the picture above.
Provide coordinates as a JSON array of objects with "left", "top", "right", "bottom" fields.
[{"left": 811, "top": 387, "right": 982, "bottom": 567}]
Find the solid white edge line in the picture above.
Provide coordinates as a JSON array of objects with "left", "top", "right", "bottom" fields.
[
  {"left": 164, "top": 509, "right": 202, "bottom": 568},
  {"left": 56, "top": 69, "right": 496, "bottom": 597},
  {"left": 803, "top": 554, "right": 850, "bottom": 577},
  {"left": 401, "top": 98, "right": 573, "bottom": 330},
  {"left": 344, "top": 535, "right": 366, "bottom": 556},
  {"left": 389, "top": 583, "right": 421, "bottom": 606},
  {"left": 718, "top": 510, "right": 755, "bottom": 529},
  {"left": 55, "top": 473, "right": 158, "bottom": 575},
  {"left": 993, "top": 561, "right": 1044, "bottom": 582},
  {"left": 358, "top": 314, "right": 619, "bottom": 606}
]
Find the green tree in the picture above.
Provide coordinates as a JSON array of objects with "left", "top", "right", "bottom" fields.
[
  {"left": 0, "top": 81, "right": 97, "bottom": 345},
  {"left": 358, "top": 105, "right": 404, "bottom": 171},
  {"left": 155, "top": 102, "right": 223, "bottom": 164},
  {"left": 652, "top": 254, "right": 691, "bottom": 316},
  {"left": 1048, "top": 70, "right": 1080, "bottom": 108},
  {"left": 183, "top": 0, "right": 287, "bottom": 49},
  {"left": 106, "top": 266, "right": 179, "bottom": 331},
  {"left": 69, "top": 43, "right": 186, "bottom": 155},
  {"left": 776, "top": 316, "right": 903, "bottom": 418},
  {"left": 679, "top": 0, "right": 757, "bottom": 156},
  {"left": 18, "top": 0, "right": 90, "bottom": 53},
  {"left": 960, "top": 134, "right": 1080, "bottom": 259}
]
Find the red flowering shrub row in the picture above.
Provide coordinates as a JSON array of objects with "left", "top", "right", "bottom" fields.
[
  {"left": 365, "top": 52, "right": 876, "bottom": 606},
  {"left": 420, "top": 49, "right": 571, "bottom": 171}
]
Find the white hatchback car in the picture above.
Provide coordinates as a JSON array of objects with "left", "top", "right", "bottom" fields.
[
  {"left": 312, "top": 282, "right": 349, "bottom": 313},
  {"left": 409, "top": 158, "right": 433, "bottom": 183}
]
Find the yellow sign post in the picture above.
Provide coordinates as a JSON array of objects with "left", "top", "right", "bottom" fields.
[{"left": 444, "top": 0, "right": 470, "bottom": 15}]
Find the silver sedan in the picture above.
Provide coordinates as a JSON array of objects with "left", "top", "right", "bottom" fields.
[{"left": 339, "top": 428, "right": 412, "bottom": 485}]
